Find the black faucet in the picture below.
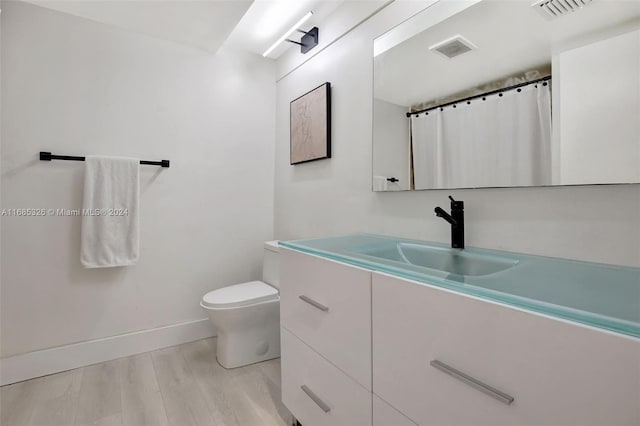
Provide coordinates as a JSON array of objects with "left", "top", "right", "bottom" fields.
[{"left": 434, "top": 196, "right": 464, "bottom": 249}]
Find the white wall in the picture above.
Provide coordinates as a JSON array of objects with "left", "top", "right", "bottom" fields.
[
  {"left": 1, "top": 1, "right": 275, "bottom": 358},
  {"left": 274, "top": 2, "right": 640, "bottom": 268},
  {"left": 556, "top": 29, "right": 640, "bottom": 185}
]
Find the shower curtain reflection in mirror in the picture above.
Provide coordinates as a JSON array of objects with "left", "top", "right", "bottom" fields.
[{"left": 411, "top": 82, "right": 552, "bottom": 190}]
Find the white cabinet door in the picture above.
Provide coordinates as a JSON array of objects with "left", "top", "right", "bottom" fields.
[
  {"left": 372, "top": 272, "right": 640, "bottom": 426},
  {"left": 280, "top": 248, "right": 372, "bottom": 390},
  {"left": 373, "top": 394, "right": 418, "bottom": 426},
  {"left": 281, "top": 328, "right": 372, "bottom": 426}
]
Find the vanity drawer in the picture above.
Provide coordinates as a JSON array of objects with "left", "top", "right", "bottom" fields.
[
  {"left": 280, "top": 248, "right": 371, "bottom": 390},
  {"left": 372, "top": 272, "right": 640, "bottom": 426},
  {"left": 373, "top": 394, "right": 417, "bottom": 426},
  {"left": 281, "top": 327, "right": 372, "bottom": 426}
]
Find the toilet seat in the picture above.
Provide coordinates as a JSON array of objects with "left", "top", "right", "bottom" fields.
[{"left": 201, "top": 281, "right": 278, "bottom": 309}]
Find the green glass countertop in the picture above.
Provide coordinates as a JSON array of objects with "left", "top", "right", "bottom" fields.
[{"left": 279, "top": 234, "right": 640, "bottom": 338}]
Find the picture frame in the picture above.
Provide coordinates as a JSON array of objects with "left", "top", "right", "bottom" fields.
[{"left": 289, "top": 82, "right": 331, "bottom": 165}]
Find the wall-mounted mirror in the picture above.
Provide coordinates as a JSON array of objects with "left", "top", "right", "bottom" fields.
[{"left": 372, "top": 0, "right": 639, "bottom": 191}]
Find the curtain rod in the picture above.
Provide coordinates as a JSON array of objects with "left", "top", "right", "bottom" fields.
[
  {"left": 406, "top": 75, "right": 551, "bottom": 118},
  {"left": 39, "top": 152, "right": 170, "bottom": 168}
]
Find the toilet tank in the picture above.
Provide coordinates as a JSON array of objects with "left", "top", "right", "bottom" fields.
[{"left": 263, "top": 241, "right": 280, "bottom": 289}]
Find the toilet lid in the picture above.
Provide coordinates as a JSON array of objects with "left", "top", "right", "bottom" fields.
[{"left": 202, "top": 281, "right": 278, "bottom": 309}]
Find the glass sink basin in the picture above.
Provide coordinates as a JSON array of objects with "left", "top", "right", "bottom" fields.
[
  {"left": 358, "top": 243, "right": 519, "bottom": 277},
  {"left": 279, "top": 234, "right": 640, "bottom": 338}
]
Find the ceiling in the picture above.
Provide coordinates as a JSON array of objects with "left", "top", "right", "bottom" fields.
[
  {"left": 25, "top": 0, "right": 253, "bottom": 53},
  {"left": 23, "top": 0, "right": 345, "bottom": 57},
  {"left": 374, "top": 0, "right": 640, "bottom": 108}
]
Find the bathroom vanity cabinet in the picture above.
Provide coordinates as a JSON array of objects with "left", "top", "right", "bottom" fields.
[
  {"left": 279, "top": 246, "right": 640, "bottom": 426},
  {"left": 373, "top": 273, "right": 639, "bottom": 426},
  {"left": 280, "top": 248, "right": 372, "bottom": 426}
]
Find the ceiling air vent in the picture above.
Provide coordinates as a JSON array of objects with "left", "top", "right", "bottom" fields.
[
  {"left": 533, "top": 0, "right": 595, "bottom": 19},
  {"left": 429, "top": 35, "right": 477, "bottom": 59}
]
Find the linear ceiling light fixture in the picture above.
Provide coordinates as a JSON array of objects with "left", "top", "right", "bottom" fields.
[{"left": 262, "top": 11, "right": 319, "bottom": 57}]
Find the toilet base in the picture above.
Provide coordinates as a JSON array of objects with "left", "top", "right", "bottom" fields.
[
  {"left": 204, "top": 299, "right": 281, "bottom": 369},
  {"left": 216, "top": 328, "right": 281, "bottom": 369}
]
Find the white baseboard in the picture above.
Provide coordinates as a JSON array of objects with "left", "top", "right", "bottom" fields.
[{"left": 0, "top": 318, "right": 216, "bottom": 386}]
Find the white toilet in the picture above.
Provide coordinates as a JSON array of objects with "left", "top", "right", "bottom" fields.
[{"left": 200, "top": 241, "right": 281, "bottom": 369}]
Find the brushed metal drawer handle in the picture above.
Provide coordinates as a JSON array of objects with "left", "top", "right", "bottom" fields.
[
  {"left": 300, "top": 385, "right": 331, "bottom": 413},
  {"left": 430, "top": 360, "right": 514, "bottom": 405},
  {"left": 299, "top": 295, "right": 329, "bottom": 312}
]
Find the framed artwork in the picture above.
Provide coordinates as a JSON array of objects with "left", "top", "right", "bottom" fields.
[{"left": 290, "top": 82, "right": 331, "bottom": 165}]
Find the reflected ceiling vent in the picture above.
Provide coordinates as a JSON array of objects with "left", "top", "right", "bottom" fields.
[
  {"left": 429, "top": 35, "right": 477, "bottom": 59},
  {"left": 532, "top": 0, "right": 595, "bottom": 19}
]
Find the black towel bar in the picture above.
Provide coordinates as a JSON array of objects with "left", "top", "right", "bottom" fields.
[{"left": 40, "top": 152, "right": 170, "bottom": 168}]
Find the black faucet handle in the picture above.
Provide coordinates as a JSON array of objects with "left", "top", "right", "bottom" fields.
[{"left": 449, "top": 195, "right": 464, "bottom": 210}]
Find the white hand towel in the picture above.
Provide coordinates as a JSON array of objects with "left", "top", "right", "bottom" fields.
[{"left": 81, "top": 156, "right": 140, "bottom": 268}]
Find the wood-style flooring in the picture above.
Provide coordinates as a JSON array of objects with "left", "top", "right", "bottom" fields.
[{"left": 0, "top": 338, "right": 291, "bottom": 426}]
